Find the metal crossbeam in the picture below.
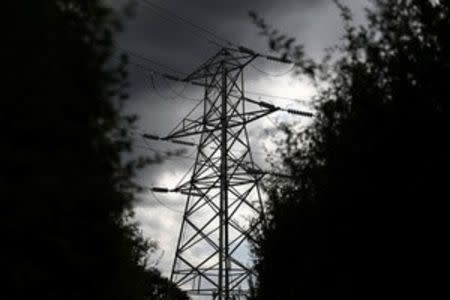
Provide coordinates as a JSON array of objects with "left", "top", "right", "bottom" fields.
[{"left": 150, "top": 47, "right": 311, "bottom": 300}]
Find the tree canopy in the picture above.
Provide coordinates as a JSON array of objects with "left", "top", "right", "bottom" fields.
[
  {"left": 3, "top": 1, "right": 187, "bottom": 299},
  {"left": 251, "top": 0, "right": 450, "bottom": 299}
]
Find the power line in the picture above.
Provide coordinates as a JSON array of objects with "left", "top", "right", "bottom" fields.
[
  {"left": 148, "top": 188, "right": 184, "bottom": 213},
  {"left": 113, "top": 50, "right": 203, "bottom": 103},
  {"left": 115, "top": 44, "right": 187, "bottom": 75},
  {"left": 245, "top": 90, "right": 312, "bottom": 106},
  {"left": 147, "top": 75, "right": 190, "bottom": 101},
  {"left": 175, "top": 161, "right": 196, "bottom": 188},
  {"left": 139, "top": 0, "right": 225, "bottom": 48},
  {"left": 149, "top": 47, "right": 311, "bottom": 299},
  {"left": 140, "top": 0, "right": 235, "bottom": 48},
  {"left": 114, "top": 45, "right": 314, "bottom": 107},
  {"left": 139, "top": 0, "right": 296, "bottom": 66},
  {"left": 138, "top": 129, "right": 283, "bottom": 159},
  {"left": 134, "top": 135, "right": 198, "bottom": 161},
  {"left": 134, "top": 144, "right": 197, "bottom": 161},
  {"left": 120, "top": 55, "right": 202, "bottom": 103},
  {"left": 110, "top": 5, "right": 315, "bottom": 293},
  {"left": 128, "top": 57, "right": 313, "bottom": 107},
  {"left": 133, "top": 128, "right": 283, "bottom": 161},
  {"left": 160, "top": 77, "right": 202, "bottom": 101},
  {"left": 113, "top": 53, "right": 160, "bottom": 75},
  {"left": 112, "top": 54, "right": 192, "bottom": 102},
  {"left": 250, "top": 63, "right": 296, "bottom": 77}
]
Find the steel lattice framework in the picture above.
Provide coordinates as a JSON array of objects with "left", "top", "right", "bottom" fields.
[{"left": 149, "top": 47, "right": 312, "bottom": 300}]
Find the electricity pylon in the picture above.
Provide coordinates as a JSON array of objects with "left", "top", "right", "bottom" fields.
[{"left": 149, "top": 47, "right": 312, "bottom": 300}]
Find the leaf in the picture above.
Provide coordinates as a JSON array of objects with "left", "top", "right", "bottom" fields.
[{"left": 284, "top": 37, "right": 296, "bottom": 49}]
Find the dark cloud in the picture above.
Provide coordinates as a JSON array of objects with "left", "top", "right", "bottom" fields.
[
  {"left": 113, "top": 0, "right": 368, "bottom": 101},
  {"left": 110, "top": 0, "right": 369, "bottom": 275},
  {"left": 113, "top": 0, "right": 356, "bottom": 132},
  {"left": 116, "top": 0, "right": 327, "bottom": 65}
]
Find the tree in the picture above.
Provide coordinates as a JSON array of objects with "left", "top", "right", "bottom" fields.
[
  {"left": 250, "top": 0, "right": 450, "bottom": 299},
  {"left": 2, "top": 1, "right": 187, "bottom": 299}
]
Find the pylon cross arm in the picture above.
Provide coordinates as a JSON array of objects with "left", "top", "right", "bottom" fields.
[
  {"left": 165, "top": 103, "right": 279, "bottom": 140},
  {"left": 156, "top": 47, "right": 314, "bottom": 300}
]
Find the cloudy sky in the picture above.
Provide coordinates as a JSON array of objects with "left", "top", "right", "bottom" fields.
[{"left": 111, "top": 0, "right": 369, "bottom": 278}]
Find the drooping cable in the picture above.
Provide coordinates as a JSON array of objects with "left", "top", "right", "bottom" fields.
[{"left": 140, "top": 0, "right": 236, "bottom": 48}]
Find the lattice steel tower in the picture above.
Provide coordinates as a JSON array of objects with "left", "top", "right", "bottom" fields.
[{"left": 149, "top": 47, "right": 312, "bottom": 300}]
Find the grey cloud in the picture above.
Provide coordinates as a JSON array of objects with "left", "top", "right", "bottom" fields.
[{"left": 111, "top": 0, "right": 369, "bottom": 276}]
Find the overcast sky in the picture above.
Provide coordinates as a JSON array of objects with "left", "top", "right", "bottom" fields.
[{"left": 111, "top": 0, "right": 369, "bottom": 278}]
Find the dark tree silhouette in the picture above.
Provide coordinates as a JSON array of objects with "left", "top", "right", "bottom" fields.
[
  {"left": 2, "top": 1, "right": 187, "bottom": 300},
  {"left": 250, "top": 0, "right": 449, "bottom": 299}
]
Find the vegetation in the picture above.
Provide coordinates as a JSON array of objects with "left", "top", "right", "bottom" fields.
[
  {"left": 251, "top": 0, "right": 449, "bottom": 298},
  {"left": 3, "top": 1, "right": 187, "bottom": 299}
]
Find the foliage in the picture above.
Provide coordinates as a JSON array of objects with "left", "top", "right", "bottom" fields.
[
  {"left": 2, "top": 1, "right": 187, "bottom": 299},
  {"left": 250, "top": 0, "right": 450, "bottom": 298}
]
